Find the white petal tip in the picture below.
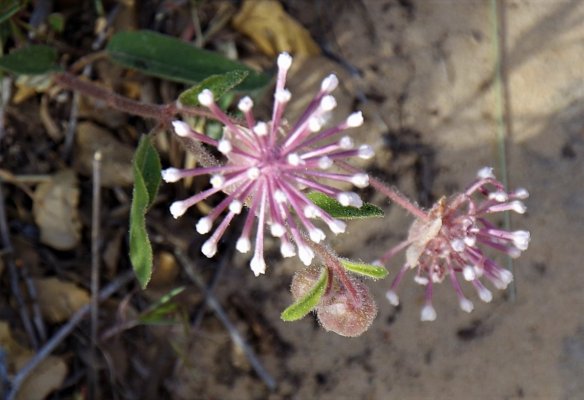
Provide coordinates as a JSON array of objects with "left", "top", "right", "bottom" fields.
[
  {"left": 303, "top": 205, "right": 320, "bottom": 219},
  {"left": 478, "top": 288, "right": 493, "bottom": 303},
  {"left": 197, "top": 89, "right": 214, "bottom": 107},
  {"left": 450, "top": 239, "right": 465, "bottom": 252},
  {"left": 253, "top": 122, "right": 268, "bottom": 136},
  {"left": 318, "top": 156, "right": 333, "bottom": 169},
  {"left": 229, "top": 200, "right": 243, "bottom": 214},
  {"left": 170, "top": 201, "right": 187, "bottom": 219},
  {"left": 210, "top": 174, "right": 225, "bottom": 189},
  {"left": 196, "top": 217, "right": 213, "bottom": 234},
  {"left": 329, "top": 220, "right": 346, "bottom": 234},
  {"left": 511, "top": 201, "right": 527, "bottom": 214},
  {"left": 280, "top": 242, "right": 296, "bottom": 258},
  {"left": 463, "top": 265, "right": 476, "bottom": 281},
  {"left": 351, "top": 173, "right": 369, "bottom": 188},
  {"left": 277, "top": 52, "right": 293, "bottom": 71},
  {"left": 421, "top": 304, "right": 437, "bottom": 321},
  {"left": 217, "top": 139, "right": 232, "bottom": 154},
  {"left": 337, "top": 192, "right": 363, "bottom": 208},
  {"left": 309, "top": 228, "right": 326, "bottom": 243},
  {"left": 386, "top": 290, "right": 399, "bottom": 306},
  {"left": 287, "top": 152, "right": 303, "bottom": 166},
  {"left": 514, "top": 188, "right": 529, "bottom": 199},
  {"left": 275, "top": 88, "right": 291, "bottom": 103},
  {"left": 238, "top": 96, "right": 253, "bottom": 112},
  {"left": 270, "top": 223, "right": 285, "bottom": 237},
  {"left": 339, "top": 136, "right": 354, "bottom": 149},
  {"left": 172, "top": 120, "right": 191, "bottom": 137},
  {"left": 459, "top": 299, "right": 474, "bottom": 313},
  {"left": 246, "top": 167, "right": 260, "bottom": 180},
  {"left": 201, "top": 240, "right": 217, "bottom": 258},
  {"left": 320, "top": 95, "right": 337, "bottom": 111},
  {"left": 250, "top": 256, "right": 266, "bottom": 276},
  {"left": 346, "top": 111, "right": 364, "bottom": 128},
  {"left": 477, "top": 167, "right": 495, "bottom": 180},
  {"left": 358, "top": 144, "right": 374, "bottom": 159},
  {"left": 161, "top": 168, "right": 182, "bottom": 183},
  {"left": 321, "top": 74, "right": 339, "bottom": 93},
  {"left": 236, "top": 237, "right": 251, "bottom": 253},
  {"left": 298, "top": 246, "right": 314, "bottom": 266}
]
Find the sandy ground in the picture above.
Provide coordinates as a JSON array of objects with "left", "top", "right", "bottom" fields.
[{"left": 168, "top": 1, "right": 584, "bottom": 399}]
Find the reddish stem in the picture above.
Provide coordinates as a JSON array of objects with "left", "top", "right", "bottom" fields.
[
  {"left": 53, "top": 73, "right": 215, "bottom": 123},
  {"left": 308, "top": 241, "right": 362, "bottom": 307},
  {"left": 337, "top": 160, "right": 429, "bottom": 221}
]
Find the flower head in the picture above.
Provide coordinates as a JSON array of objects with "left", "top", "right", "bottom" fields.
[
  {"left": 164, "top": 53, "right": 372, "bottom": 276},
  {"left": 378, "top": 167, "right": 530, "bottom": 320}
]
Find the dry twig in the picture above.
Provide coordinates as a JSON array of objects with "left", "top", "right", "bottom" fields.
[{"left": 6, "top": 270, "right": 134, "bottom": 400}]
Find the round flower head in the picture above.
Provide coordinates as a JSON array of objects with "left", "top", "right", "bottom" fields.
[
  {"left": 164, "top": 53, "right": 372, "bottom": 276},
  {"left": 379, "top": 168, "right": 530, "bottom": 320}
]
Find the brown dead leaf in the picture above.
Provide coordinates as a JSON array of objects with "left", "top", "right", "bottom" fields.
[
  {"left": 232, "top": 0, "right": 320, "bottom": 57},
  {"left": 34, "top": 277, "right": 90, "bottom": 323},
  {"left": 75, "top": 121, "right": 134, "bottom": 187},
  {"left": 12, "top": 74, "right": 54, "bottom": 104},
  {"left": 33, "top": 169, "right": 81, "bottom": 251},
  {"left": 0, "top": 322, "right": 67, "bottom": 400},
  {"left": 15, "top": 355, "right": 68, "bottom": 400}
]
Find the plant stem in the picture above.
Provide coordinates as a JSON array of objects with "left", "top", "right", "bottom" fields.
[
  {"left": 308, "top": 241, "right": 361, "bottom": 307},
  {"left": 53, "top": 73, "right": 215, "bottom": 123},
  {"left": 337, "top": 161, "right": 429, "bottom": 221}
]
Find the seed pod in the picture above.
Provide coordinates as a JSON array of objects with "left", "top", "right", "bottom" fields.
[{"left": 316, "top": 276, "right": 377, "bottom": 337}]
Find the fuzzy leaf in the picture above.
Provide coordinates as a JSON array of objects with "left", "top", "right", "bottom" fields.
[
  {"left": 340, "top": 259, "right": 388, "bottom": 280},
  {"left": 281, "top": 267, "right": 328, "bottom": 322},
  {"left": 0, "top": 0, "right": 21, "bottom": 25},
  {"left": 106, "top": 30, "right": 270, "bottom": 91},
  {"left": 307, "top": 192, "right": 384, "bottom": 219},
  {"left": 178, "top": 70, "right": 249, "bottom": 107},
  {"left": 0, "top": 45, "right": 60, "bottom": 75},
  {"left": 129, "top": 136, "right": 161, "bottom": 289}
]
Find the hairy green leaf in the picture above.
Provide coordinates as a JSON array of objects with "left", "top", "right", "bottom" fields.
[
  {"left": 281, "top": 267, "right": 328, "bottom": 322},
  {"left": 0, "top": 45, "right": 60, "bottom": 75},
  {"left": 306, "top": 192, "right": 384, "bottom": 219},
  {"left": 129, "top": 136, "right": 161, "bottom": 289},
  {"left": 340, "top": 259, "right": 388, "bottom": 280},
  {"left": 178, "top": 70, "right": 249, "bottom": 107},
  {"left": 106, "top": 30, "right": 270, "bottom": 91}
]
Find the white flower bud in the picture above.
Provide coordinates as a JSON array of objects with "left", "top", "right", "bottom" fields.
[
  {"left": 346, "top": 111, "right": 363, "bottom": 127},
  {"left": 238, "top": 96, "right": 253, "bottom": 112},
  {"left": 196, "top": 217, "right": 213, "bottom": 234},
  {"left": 161, "top": 168, "right": 182, "bottom": 183},
  {"left": 421, "top": 304, "right": 437, "bottom": 321},
  {"left": 170, "top": 201, "right": 187, "bottom": 219},
  {"left": 172, "top": 120, "right": 191, "bottom": 137},
  {"left": 277, "top": 52, "right": 293, "bottom": 71},
  {"left": 197, "top": 89, "right": 214, "bottom": 107},
  {"left": 321, "top": 74, "right": 339, "bottom": 93}
]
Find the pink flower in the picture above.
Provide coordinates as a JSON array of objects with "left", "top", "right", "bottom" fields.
[
  {"left": 162, "top": 53, "right": 372, "bottom": 276},
  {"left": 378, "top": 167, "right": 530, "bottom": 321}
]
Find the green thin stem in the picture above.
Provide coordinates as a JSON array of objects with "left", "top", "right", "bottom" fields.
[{"left": 491, "top": 0, "right": 516, "bottom": 300}]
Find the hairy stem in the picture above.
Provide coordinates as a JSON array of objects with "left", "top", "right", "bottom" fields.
[
  {"left": 307, "top": 241, "right": 361, "bottom": 307},
  {"left": 337, "top": 161, "right": 429, "bottom": 221},
  {"left": 53, "top": 73, "right": 215, "bottom": 123}
]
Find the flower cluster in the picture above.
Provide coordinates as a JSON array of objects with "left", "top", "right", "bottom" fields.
[
  {"left": 163, "top": 53, "right": 373, "bottom": 276},
  {"left": 377, "top": 167, "right": 530, "bottom": 321}
]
